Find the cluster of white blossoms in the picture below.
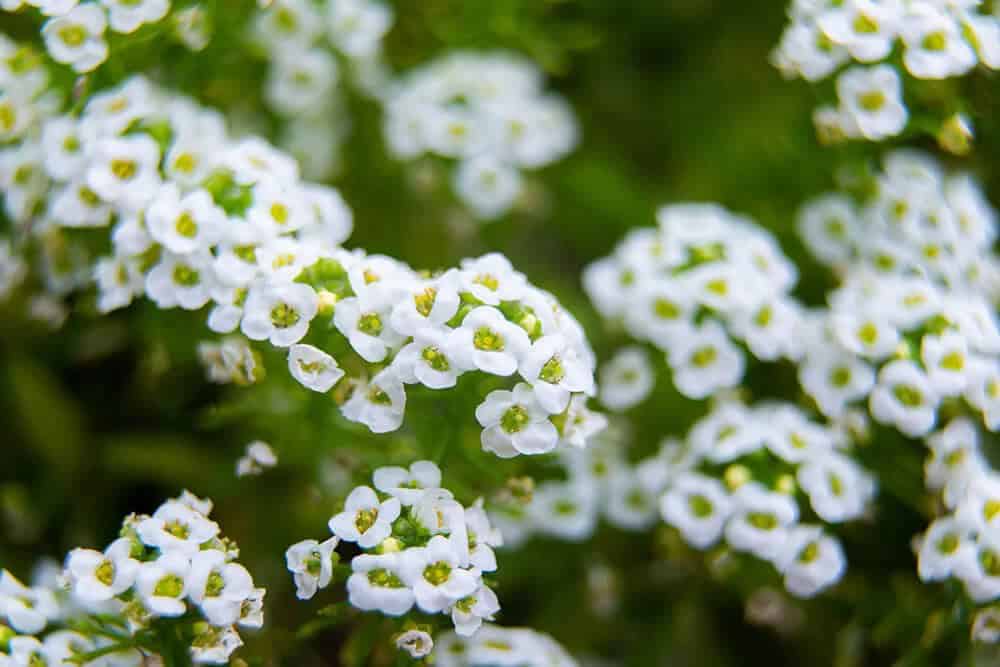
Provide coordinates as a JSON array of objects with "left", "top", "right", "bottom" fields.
[
  {"left": 432, "top": 625, "right": 577, "bottom": 667},
  {"left": 772, "top": 0, "right": 1000, "bottom": 143},
  {"left": 652, "top": 400, "right": 874, "bottom": 598},
  {"left": 384, "top": 52, "right": 578, "bottom": 219},
  {"left": 252, "top": 0, "right": 393, "bottom": 180},
  {"left": 63, "top": 492, "right": 264, "bottom": 664},
  {"left": 286, "top": 461, "right": 504, "bottom": 637},
  {"left": 916, "top": 417, "right": 1000, "bottom": 608},
  {"left": 1, "top": 0, "right": 192, "bottom": 74},
  {"left": 796, "top": 151, "right": 1000, "bottom": 438},
  {"left": 584, "top": 203, "right": 803, "bottom": 404},
  {"left": 0, "top": 492, "right": 263, "bottom": 665}
]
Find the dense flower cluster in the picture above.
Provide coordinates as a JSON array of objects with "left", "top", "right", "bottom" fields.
[
  {"left": 1, "top": 492, "right": 262, "bottom": 665},
  {"left": 797, "top": 151, "right": 1000, "bottom": 437},
  {"left": 772, "top": 0, "right": 1000, "bottom": 143},
  {"left": 286, "top": 461, "right": 503, "bottom": 636},
  {"left": 584, "top": 203, "right": 802, "bottom": 403},
  {"left": 432, "top": 624, "right": 577, "bottom": 667},
  {"left": 0, "top": 56, "right": 600, "bottom": 451},
  {"left": 1, "top": 0, "right": 210, "bottom": 74},
  {"left": 494, "top": 402, "right": 873, "bottom": 599},
  {"left": 251, "top": 0, "right": 393, "bottom": 180},
  {"left": 384, "top": 52, "right": 578, "bottom": 219}
]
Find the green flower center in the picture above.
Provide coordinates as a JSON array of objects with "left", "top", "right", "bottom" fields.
[
  {"left": 165, "top": 519, "right": 190, "bottom": 539},
  {"left": 414, "top": 287, "right": 436, "bottom": 317},
  {"left": 858, "top": 91, "right": 886, "bottom": 112},
  {"left": 754, "top": 305, "right": 773, "bottom": 327},
  {"left": 981, "top": 550, "right": 1000, "bottom": 577},
  {"left": 234, "top": 244, "right": 257, "bottom": 263},
  {"left": 153, "top": 574, "right": 184, "bottom": 598},
  {"left": 940, "top": 351, "right": 964, "bottom": 372},
  {"left": 828, "top": 472, "right": 844, "bottom": 497},
  {"left": 355, "top": 508, "right": 378, "bottom": 534},
  {"left": 553, "top": 500, "right": 577, "bottom": 516},
  {"left": 173, "top": 152, "right": 196, "bottom": 173},
  {"left": 474, "top": 326, "right": 505, "bottom": 352},
  {"left": 175, "top": 212, "right": 198, "bottom": 238},
  {"left": 421, "top": 346, "right": 450, "bottom": 372},
  {"left": 539, "top": 356, "right": 565, "bottom": 384},
  {"left": 747, "top": 512, "right": 778, "bottom": 531},
  {"left": 984, "top": 500, "right": 1000, "bottom": 522},
  {"left": 830, "top": 366, "right": 852, "bottom": 388},
  {"left": 205, "top": 572, "right": 225, "bottom": 597},
  {"left": 367, "top": 386, "right": 392, "bottom": 405},
  {"left": 270, "top": 202, "right": 289, "bottom": 225},
  {"left": 500, "top": 405, "right": 530, "bottom": 433},
  {"left": 367, "top": 568, "right": 404, "bottom": 588},
  {"left": 270, "top": 303, "right": 301, "bottom": 328},
  {"left": 58, "top": 25, "right": 87, "bottom": 47},
  {"left": 688, "top": 494, "right": 713, "bottom": 518},
  {"left": 474, "top": 273, "right": 499, "bottom": 291},
  {"left": 358, "top": 313, "right": 383, "bottom": 336},
  {"left": 853, "top": 13, "right": 879, "bottom": 34},
  {"left": 110, "top": 158, "right": 137, "bottom": 181},
  {"left": 654, "top": 298, "right": 680, "bottom": 320},
  {"left": 922, "top": 31, "right": 947, "bottom": 51},
  {"left": 936, "top": 533, "right": 959, "bottom": 555},
  {"left": 423, "top": 561, "right": 452, "bottom": 586},
  {"left": 691, "top": 346, "right": 717, "bottom": 368},
  {"left": 892, "top": 384, "right": 923, "bottom": 408},
  {"left": 798, "top": 541, "right": 820, "bottom": 564},
  {"left": 857, "top": 322, "right": 878, "bottom": 346},
  {"left": 95, "top": 560, "right": 115, "bottom": 586}
]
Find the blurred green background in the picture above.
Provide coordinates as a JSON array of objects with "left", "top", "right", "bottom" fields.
[{"left": 2, "top": 0, "right": 1000, "bottom": 664}]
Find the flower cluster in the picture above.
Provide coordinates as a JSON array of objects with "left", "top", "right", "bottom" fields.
[
  {"left": 251, "top": 0, "right": 393, "bottom": 180},
  {"left": 384, "top": 52, "right": 578, "bottom": 219},
  {"left": 797, "top": 151, "right": 1000, "bottom": 438},
  {"left": 286, "top": 461, "right": 503, "bottom": 636},
  {"left": 61, "top": 491, "right": 263, "bottom": 664},
  {"left": 1, "top": 0, "right": 206, "bottom": 74},
  {"left": 433, "top": 624, "right": 577, "bottom": 667},
  {"left": 916, "top": 418, "right": 1000, "bottom": 610},
  {"left": 584, "top": 203, "right": 803, "bottom": 403},
  {"left": 772, "top": 0, "right": 999, "bottom": 143}
]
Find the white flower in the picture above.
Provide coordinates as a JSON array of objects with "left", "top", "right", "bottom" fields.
[
  {"left": 450, "top": 584, "right": 500, "bottom": 637},
  {"left": 396, "top": 630, "right": 434, "bottom": 659},
  {"left": 135, "top": 552, "right": 192, "bottom": 617},
  {"left": 327, "top": 0, "right": 392, "bottom": 57},
  {"left": 186, "top": 550, "right": 255, "bottom": 626},
  {"left": 724, "top": 482, "right": 799, "bottom": 562},
  {"left": 372, "top": 460, "right": 442, "bottom": 506},
  {"left": 145, "top": 250, "right": 215, "bottom": 311},
  {"left": 776, "top": 525, "right": 847, "bottom": 598},
  {"left": 965, "top": 360, "right": 1000, "bottom": 430},
  {"left": 135, "top": 500, "right": 220, "bottom": 555},
  {"left": 900, "top": 3, "right": 976, "bottom": 79},
  {"left": 65, "top": 537, "right": 140, "bottom": 602},
  {"left": 798, "top": 451, "right": 876, "bottom": 523},
  {"left": 818, "top": 0, "right": 902, "bottom": 62},
  {"left": 599, "top": 346, "right": 655, "bottom": 411},
  {"left": 454, "top": 156, "right": 522, "bottom": 219},
  {"left": 604, "top": 468, "right": 659, "bottom": 531},
  {"left": 668, "top": 321, "right": 745, "bottom": 399},
  {"left": 836, "top": 65, "right": 908, "bottom": 141},
  {"left": 389, "top": 273, "right": 462, "bottom": 336},
  {"left": 239, "top": 587, "right": 266, "bottom": 629},
  {"left": 0, "top": 570, "right": 60, "bottom": 634},
  {"left": 392, "top": 326, "right": 463, "bottom": 389},
  {"left": 799, "top": 348, "right": 875, "bottom": 418},
  {"left": 519, "top": 334, "right": 594, "bottom": 413},
  {"left": 100, "top": 0, "right": 169, "bottom": 34},
  {"left": 450, "top": 306, "right": 531, "bottom": 376},
  {"left": 146, "top": 185, "right": 225, "bottom": 255},
  {"left": 798, "top": 194, "right": 860, "bottom": 265},
  {"left": 772, "top": 20, "right": 850, "bottom": 81},
  {"left": 333, "top": 293, "right": 405, "bottom": 363},
  {"left": 763, "top": 406, "right": 835, "bottom": 463},
  {"left": 459, "top": 254, "right": 528, "bottom": 306},
  {"left": 400, "top": 535, "right": 480, "bottom": 613},
  {"left": 921, "top": 331, "right": 972, "bottom": 396},
  {"left": 476, "top": 383, "right": 560, "bottom": 458},
  {"left": 464, "top": 498, "right": 502, "bottom": 571},
  {"left": 86, "top": 135, "right": 162, "bottom": 211},
  {"left": 340, "top": 370, "right": 407, "bottom": 434},
  {"left": 559, "top": 394, "right": 609, "bottom": 448},
  {"left": 660, "top": 473, "right": 733, "bottom": 549},
  {"left": 529, "top": 480, "right": 599, "bottom": 542},
  {"left": 956, "top": 533, "right": 1000, "bottom": 602},
  {"left": 285, "top": 537, "right": 339, "bottom": 600},
  {"left": 346, "top": 552, "right": 414, "bottom": 616},
  {"left": 288, "top": 343, "right": 344, "bottom": 392},
  {"left": 918, "top": 516, "right": 974, "bottom": 581},
  {"left": 40, "top": 115, "right": 90, "bottom": 180},
  {"left": 265, "top": 47, "right": 338, "bottom": 115},
  {"left": 42, "top": 4, "right": 109, "bottom": 73},
  {"left": 190, "top": 625, "right": 244, "bottom": 664},
  {"left": 329, "top": 485, "right": 401, "bottom": 548},
  {"left": 869, "top": 359, "right": 939, "bottom": 437},
  {"left": 241, "top": 281, "right": 318, "bottom": 347},
  {"left": 236, "top": 441, "right": 277, "bottom": 478},
  {"left": 831, "top": 311, "right": 900, "bottom": 360},
  {"left": 95, "top": 255, "right": 144, "bottom": 313}
]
